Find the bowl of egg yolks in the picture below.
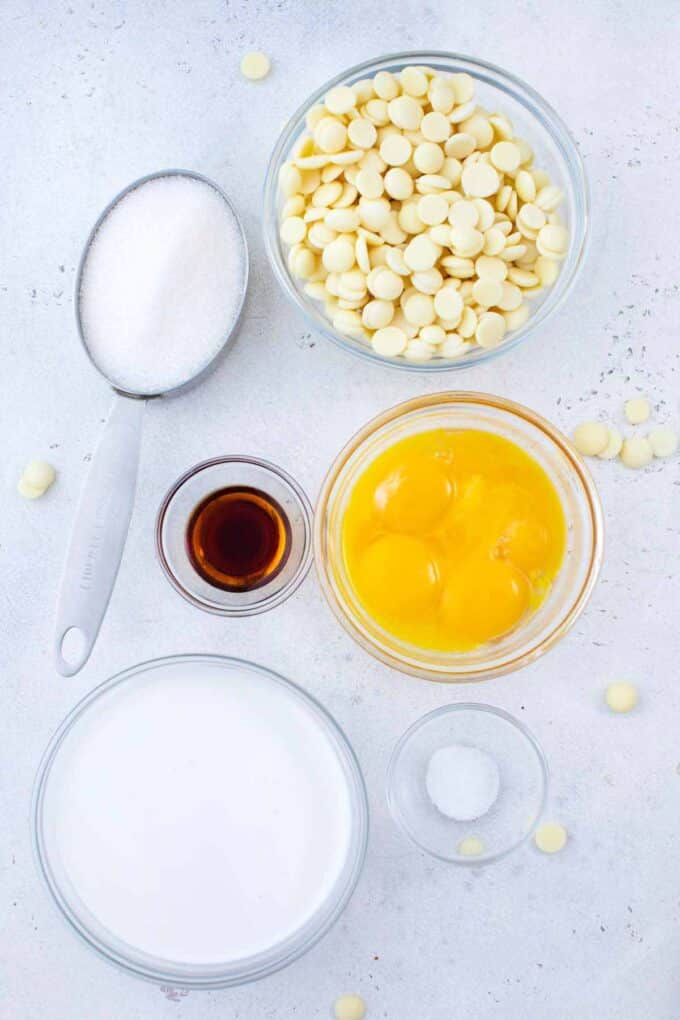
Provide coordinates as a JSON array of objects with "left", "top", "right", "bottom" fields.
[
  {"left": 263, "top": 52, "right": 588, "bottom": 371},
  {"left": 314, "top": 392, "right": 603, "bottom": 682}
]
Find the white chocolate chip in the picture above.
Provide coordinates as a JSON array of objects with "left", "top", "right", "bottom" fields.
[
  {"left": 403, "top": 292, "right": 435, "bottom": 327},
  {"left": 449, "top": 225, "right": 483, "bottom": 258},
  {"left": 537, "top": 223, "right": 568, "bottom": 259},
  {"left": 411, "top": 267, "right": 443, "bottom": 294},
  {"left": 400, "top": 65, "right": 428, "bottom": 97},
  {"left": 414, "top": 141, "right": 444, "bottom": 174},
  {"left": 605, "top": 681, "right": 638, "bottom": 713},
  {"left": 620, "top": 435, "right": 653, "bottom": 469},
  {"left": 597, "top": 427, "right": 623, "bottom": 460},
  {"left": 404, "top": 338, "right": 434, "bottom": 361},
  {"left": 347, "top": 118, "right": 377, "bottom": 150},
  {"left": 417, "top": 194, "right": 448, "bottom": 226},
  {"left": 490, "top": 140, "right": 521, "bottom": 173},
  {"left": 362, "top": 299, "right": 394, "bottom": 330},
  {"left": 325, "top": 85, "right": 356, "bottom": 115},
  {"left": 388, "top": 94, "right": 422, "bottom": 130},
  {"left": 534, "top": 822, "right": 567, "bottom": 854},
  {"left": 472, "top": 277, "right": 502, "bottom": 307},
  {"left": 420, "top": 111, "right": 451, "bottom": 143},
  {"left": 624, "top": 397, "right": 650, "bottom": 425},
  {"left": 367, "top": 266, "right": 403, "bottom": 300},
  {"left": 461, "top": 162, "right": 500, "bottom": 199},
  {"left": 448, "top": 200, "right": 478, "bottom": 230},
  {"left": 404, "top": 234, "right": 440, "bottom": 271},
  {"left": 648, "top": 427, "right": 678, "bottom": 458},
  {"left": 372, "top": 325, "right": 407, "bottom": 356},
  {"left": 240, "top": 51, "right": 270, "bottom": 80},
  {"left": 315, "top": 117, "right": 347, "bottom": 154},
  {"left": 457, "top": 836, "right": 484, "bottom": 857},
  {"left": 18, "top": 459, "right": 56, "bottom": 499},
  {"left": 572, "top": 422, "right": 609, "bottom": 457},
  {"left": 322, "top": 238, "right": 355, "bottom": 273},
  {"left": 503, "top": 303, "right": 530, "bottom": 330},
  {"left": 475, "top": 311, "right": 506, "bottom": 348},
  {"left": 373, "top": 70, "right": 398, "bottom": 100},
  {"left": 379, "top": 134, "right": 412, "bottom": 167},
  {"left": 433, "top": 286, "right": 463, "bottom": 324},
  {"left": 420, "top": 323, "right": 446, "bottom": 345},
  {"left": 356, "top": 168, "right": 384, "bottom": 199},
  {"left": 334, "top": 994, "right": 366, "bottom": 1020}
]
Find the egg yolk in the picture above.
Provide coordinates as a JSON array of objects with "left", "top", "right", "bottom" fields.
[
  {"left": 341, "top": 428, "right": 566, "bottom": 652},
  {"left": 357, "top": 534, "right": 440, "bottom": 618},
  {"left": 374, "top": 459, "right": 452, "bottom": 534},
  {"left": 440, "top": 557, "right": 531, "bottom": 646}
]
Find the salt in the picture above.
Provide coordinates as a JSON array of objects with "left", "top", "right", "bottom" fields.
[
  {"left": 79, "top": 174, "right": 247, "bottom": 395},
  {"left": 426, "top": 743, "right": 500, "bottom": 822}
]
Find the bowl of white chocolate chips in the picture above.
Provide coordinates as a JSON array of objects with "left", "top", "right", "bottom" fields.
[{"left": 264, "top": 52, "right": 588, "bottom": 368}]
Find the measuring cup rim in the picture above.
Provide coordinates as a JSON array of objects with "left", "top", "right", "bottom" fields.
[{"left": 74, "top": 168, "right": 250, "bottom": 399}]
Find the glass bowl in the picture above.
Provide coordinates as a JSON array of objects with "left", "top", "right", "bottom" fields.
[
  {"left": 156, "top": 456, "right": 313, "bottom": 616},
  {"left": 32, "top": 655, "right": 369, "bottom": 988},
  {"left": 387, "top": 704, "right": 548, "bottom": 864},
  {"left": 263, "top": 51, "right": 588, "bottom": 372},
  {"left": 314, "top": 392, "right": 604, "bottom": 682}
]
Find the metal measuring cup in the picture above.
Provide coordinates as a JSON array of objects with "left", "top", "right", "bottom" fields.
[{"left": 54, "top": 169, "right": 249, "bottom": 675}]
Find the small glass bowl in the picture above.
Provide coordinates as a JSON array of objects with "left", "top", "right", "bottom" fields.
[
  {"left": 315, "top": 392, "right": 604, "bottom": 683},
  {"left": 387, "top": 704, "right": 548, "bottom": 864},
  {"left": 156, "top": 456, "right": 313, "bottom": 615},
  {"left": 263, "top": 51, "right": 588, "bottom": 372}
]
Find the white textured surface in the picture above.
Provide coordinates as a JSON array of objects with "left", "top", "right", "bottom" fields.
[{"left": 2, "top": 2, "right": 679, "bottom": 1018}]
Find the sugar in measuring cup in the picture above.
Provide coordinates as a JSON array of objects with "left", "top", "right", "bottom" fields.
[{"left": 54, "top": 170, "right": 248, "bottom": 675}]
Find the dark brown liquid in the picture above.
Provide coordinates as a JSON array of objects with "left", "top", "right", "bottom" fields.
[{"left": 186, "top": 486, "right": 291, "bottom": 592}]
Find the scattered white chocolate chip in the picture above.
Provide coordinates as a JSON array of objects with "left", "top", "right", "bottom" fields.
[
  {"left": 334, "top": 994, "right": 366, "bottom": 1020},
  {"left": 597, "top": 427, "right": 623, "bottom": 460},
  {"left": 240, "top": 51, "right": 271, "bottom": 81},
  {"left": 457, "top": 836, "right": 485, "bottom": 857},
  {"left": 648, "top": 426, "right": 678, "bottom": 458},
  {"left": 18, "top": 459, "right": 56, "bottom": 499},
  {"left": 605, "top": 681, "right": 638, "bottom": 714},
  {"left": 534, "top": 822, "right": 567, "bottom": 854},
  {"left": 624, "top": 397, "right": 650, "bottom": 425},
  {"left": 572, "top": 422, "right": 609, "bottom": 457},
  {"left": 620, "top": 435, "right": 653, "bottom": 469},
  {"left": 278, "top": 64, "right": 568, "bottom": 361}
]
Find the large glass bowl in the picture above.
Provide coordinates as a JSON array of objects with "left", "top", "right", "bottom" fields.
[
  {"left": 314, "top": 392, "right": 603, "bottom": 682},
  {"left": 263, "top": 52, "right": 588, "bottom": 372},
  {"left": 32, "top": 655, "right": 369, "bottom": 988}
]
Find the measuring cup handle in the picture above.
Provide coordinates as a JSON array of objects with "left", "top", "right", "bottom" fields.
[{"left": 54, "top": 394, "right": 146, "bottom": 676}]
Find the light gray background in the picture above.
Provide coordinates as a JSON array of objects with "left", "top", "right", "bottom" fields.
[{"left": 2, "top": 1, "right": 679, "bottom": 1017}]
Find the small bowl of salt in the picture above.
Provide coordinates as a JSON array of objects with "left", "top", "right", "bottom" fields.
[{"left": 387, "top": 704, "right": 548, "bottom": 865}]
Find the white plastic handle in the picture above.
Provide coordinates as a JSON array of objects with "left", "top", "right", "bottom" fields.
[{"left": 54, "top": 395, "right": 146, "bottom": 676}]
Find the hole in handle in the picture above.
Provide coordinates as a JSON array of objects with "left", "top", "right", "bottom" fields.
[{"left": 57, "top": 627, "right": 89, "bottom": 675}]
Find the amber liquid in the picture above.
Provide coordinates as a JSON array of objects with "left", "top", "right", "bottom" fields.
[{"left": 186, "top": 487, "right": 291, "bottom": 592}]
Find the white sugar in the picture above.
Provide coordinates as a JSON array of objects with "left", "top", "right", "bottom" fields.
[{"left": 79, "top": 174, "right": 246, "bottom": 395}]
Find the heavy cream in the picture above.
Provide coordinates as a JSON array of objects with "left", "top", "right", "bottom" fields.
[{"left": 47, "top": 658, "right": 354, "bottom": 964}]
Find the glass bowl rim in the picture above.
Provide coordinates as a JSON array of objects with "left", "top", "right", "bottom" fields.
[
  {"left": 155, "top": 454, "right": 314, "bottom": 616},
  {"left": 263, "top": 50, "right": 589, "bottom": 373},
  {"left": 31, "top": 653, "right": 370, "bottom": 988},
  {"left": 386, "top": 701, "right": 549, "bottom": 864},
  {"left": 314, "top": 390, "right": 604, "bottom": 682}
]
